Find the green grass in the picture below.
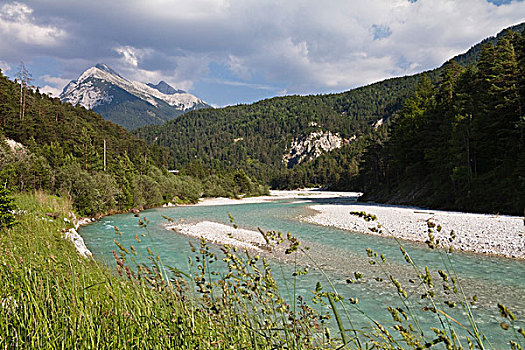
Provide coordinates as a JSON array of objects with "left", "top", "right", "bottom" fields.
[
  {"left": 0, "top": 192, "right": 310, "bottom": 349},
  {"left": 2, "top": 192, "right": 524, "bottom": 349}
]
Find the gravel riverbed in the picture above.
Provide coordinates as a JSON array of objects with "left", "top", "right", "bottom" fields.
[{"left": 303, "top": 203, "right": 525, "bottom": 259}]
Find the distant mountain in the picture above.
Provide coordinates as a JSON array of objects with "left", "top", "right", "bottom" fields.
[
  {"left": 146, "top": 81, "right": 185, "bottom": 95},
  {"left": 60, "top": 64, "right": 211, "bottom": 129}
]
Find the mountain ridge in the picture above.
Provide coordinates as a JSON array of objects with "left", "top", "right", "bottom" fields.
[
  {"left": 146, "top": 81, "right": 186, "bottom": 95},
  {"left": 60, "top": 64, "right": 211, "bottom": 130},
  {"left": 134, "top": 22, "right": 524, "bottom": 194}
]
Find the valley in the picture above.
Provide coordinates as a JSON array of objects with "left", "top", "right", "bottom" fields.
[{"left": 1, "top": 9, "right": 524, "bottom": 349}]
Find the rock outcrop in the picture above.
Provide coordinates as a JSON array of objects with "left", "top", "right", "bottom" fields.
[{"left": 283, "top": 131, "right": 343, "bottom": 168}]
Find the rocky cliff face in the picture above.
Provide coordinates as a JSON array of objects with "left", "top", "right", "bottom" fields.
[{"left": 283, "top": 131, "right": 343, "bottom": 168}]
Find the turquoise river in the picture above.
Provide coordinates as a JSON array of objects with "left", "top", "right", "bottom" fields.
[{"left": 79, "top": 197, "right": 525, "bottom": 348}]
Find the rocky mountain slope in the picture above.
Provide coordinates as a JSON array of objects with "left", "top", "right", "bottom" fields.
[
  {"left": 60, "top": 64, "right": 210, "bottom": 129},
  {"left": 282, "top": 130, "right": 344, "bottom": 168}
]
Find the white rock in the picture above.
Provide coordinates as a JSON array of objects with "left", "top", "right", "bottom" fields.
[
  {"left": 63, "top": 228, "right": 93, "bottom": 259},
  {"left": 283, "top": 130, "right": 343, "bottom": 167}
]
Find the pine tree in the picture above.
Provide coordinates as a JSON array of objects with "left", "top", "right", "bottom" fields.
[
  {"left": 114, "top": 153, "right": 135, "bottom": 209},
  {"left": 0, "top": 187, "right": 16, "bottom": 229},
  {"left": 387, "top": 75, "right": 434, "bottom": 181}
]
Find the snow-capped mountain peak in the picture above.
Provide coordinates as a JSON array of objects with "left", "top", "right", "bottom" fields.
[
  {"left": 60, "top": 64, "right": 210, "bottom": 129},
  {"left": 147, "top": 81, "right": 185, "bottom": 95},
  {"left": 94, "top": 63, "right": 122, "bottom": 77}
]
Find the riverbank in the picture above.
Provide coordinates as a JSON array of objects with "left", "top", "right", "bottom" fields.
[
  {"left": 167, "top": 190, "right": 524, "bottom": 259},
  {"left": 4, "top": 192, "right": 300, "bottom": 348},
  {"left": 302, "top": 202, "right": 525, "bottom": 259},
  {"left": 193, "top": 189, "right": 361, "bottom": 206}
]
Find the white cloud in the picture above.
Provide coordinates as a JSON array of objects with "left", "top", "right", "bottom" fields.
[
  {"left": 113, "top": 46, "right": 152, "bottom": 68},
  {"left": 0, "top": 2, "right": 66, "bottom": 47},
  {"left": 111, "top": 0, "right": 524, "bottom": 97},
  {"left": 40, "top": 85, "right": 62, "bottom": 97},
  {"left": 1, "top": 0, "right": 524, "bottom": 103},
  {"left": 112, "top": 45, "right": 204, "bottom": 91},
  {"left": 214, "top": 0, "right": 525, "bottom": 91},
  {"left": 41, "top": 74, "right": 69, "bottom": 86},
  {"left": 203, "top": 78, "right": 278, "bottom": 91},
  {"left": 39, "top": 74, "right": 70, "bottom": 97},
  {"left": 132, "top": 0, "right": 231, "bottom": 21},
  {"left": 227, "top": 55, "right": 251, "bottom": 80}
]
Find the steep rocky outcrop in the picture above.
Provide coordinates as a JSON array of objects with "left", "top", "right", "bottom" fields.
[{"left": 283, "top": 131, "right": 343, "bottom": 168}]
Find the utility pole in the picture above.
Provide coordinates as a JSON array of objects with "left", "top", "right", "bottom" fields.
[{"left": 103, "top": 139, "right": 106, "bottom": 172}]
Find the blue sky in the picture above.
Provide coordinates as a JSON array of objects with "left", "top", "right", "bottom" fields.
[{"left": 0, "top": 0, "right": 524, "bottom": 107}]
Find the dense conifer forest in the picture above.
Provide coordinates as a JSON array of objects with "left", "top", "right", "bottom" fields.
[
  {"left": 0, "top": 71, "right": 267, "bottom": 216},
  {"left": 135, "top": 24, "right": 524, "bottom": 215},
  {"left": 358, "top": 30, "right": 525, "bottom": 215},
  {"left": 134, "top": 73, "right": 422, "bottom": 185}
]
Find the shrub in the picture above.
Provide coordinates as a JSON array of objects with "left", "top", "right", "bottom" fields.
[{"left": 134, "top": 174, "right": 163, "bottom": 208}]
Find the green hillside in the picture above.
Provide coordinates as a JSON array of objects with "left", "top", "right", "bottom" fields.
[
  {"left": 0, "top": 70, "right": 266, "bottom": 216},
  {"left": 358, "top": 30, "right": 525, "bottom": 215},
  {"left": 135, "top": 72, "right": 423, "bottom": 184},
  {"left": 135, "top": 24, "right": 524, "bottom": 194}
]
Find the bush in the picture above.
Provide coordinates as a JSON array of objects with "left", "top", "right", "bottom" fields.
[
  {"left": 170, "top": 175, "right": 203, "bottom": 203},
  {"left": 55, "top": 163, "right": 120, "bottom": 216},
  {"left": 202, "top": 174, "right": 234, "bottom": 198},
  {"left": 134, "top": 174, "right": 163, "bottom": 208}
]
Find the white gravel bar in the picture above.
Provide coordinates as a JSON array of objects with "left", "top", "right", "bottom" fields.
[
  {"left": 167, "top": 190, "right": 524, "bottom": 259},
  {"left": 167, "top": 221, "right": 268, "bottom": 251},
  {"left": 303, "top": 203, "right": 525, "bottom": 259},
  {"left": 192, "top": 189, "right": 361, "bottom": 206},
  {"left": 166, "top": 190, "right": 360, "bottom": 252}
]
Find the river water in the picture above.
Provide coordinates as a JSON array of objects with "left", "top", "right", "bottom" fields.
[{"left": 79, "top": 198, "right": 525, "bottom": 348}]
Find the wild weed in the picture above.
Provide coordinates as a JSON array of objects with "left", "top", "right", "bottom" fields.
[{"left": 2, "top": 192, "right": 523, "bottom": 349}]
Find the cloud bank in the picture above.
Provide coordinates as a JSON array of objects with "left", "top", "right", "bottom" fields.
[{"left": 1, "top": 0, "right": 524, "bottom": 105}]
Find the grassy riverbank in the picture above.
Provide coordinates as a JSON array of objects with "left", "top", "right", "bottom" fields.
[
  {"left": 2, "top": 191, "right": 524, "bottom": 349},
  {"left": 0, "top": 192, "right": 303, "bottom": 349}
]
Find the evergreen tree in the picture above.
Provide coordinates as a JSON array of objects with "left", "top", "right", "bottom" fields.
[
  {"left": 0, "top": 187, "right": 16, "bottom": 229},
  {"left": 387, "top": 75, "right": 435, "bottom": 182},
  {"left": 114, "top": 153, "right": 135, "bottom": 209}
]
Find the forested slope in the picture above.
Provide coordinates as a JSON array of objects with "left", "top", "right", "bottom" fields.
[
  {"left": 358, "top": 30, "right": 525, "bottom": 215},
  {"left": 0, "top": 71, "right": 266, "bottom": 215},
  {"left": 136, "top": 23, "right": 524, "bottom": 193},
  {"left": 135, "top": 68, "right": 423, "bottom": 184}
]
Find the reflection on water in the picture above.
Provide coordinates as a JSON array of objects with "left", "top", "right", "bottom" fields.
[{"left": 80, "top": 199, "right": 525, "bottom": 347}]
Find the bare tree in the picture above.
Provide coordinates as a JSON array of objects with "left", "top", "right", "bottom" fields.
[{"left": 17, "top": 62, "right": 32, "bottom": 121}]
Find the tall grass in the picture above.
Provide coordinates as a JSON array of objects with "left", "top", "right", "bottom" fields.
[
  {"left": 0, "top": 192, "right": 314, "bottom": 349},
  {"left": 1, "top": 191, "right": 524, "bottom": 349}
]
